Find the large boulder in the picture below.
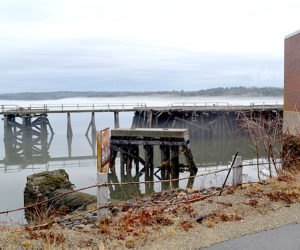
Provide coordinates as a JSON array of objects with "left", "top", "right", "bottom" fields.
[{"left": 24, "top": 169, "right": 96, "bottom": 216}]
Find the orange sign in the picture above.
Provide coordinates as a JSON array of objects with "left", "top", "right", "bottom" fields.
[{"left": 97, "top": 128, "right": 110, "bottom": 173}]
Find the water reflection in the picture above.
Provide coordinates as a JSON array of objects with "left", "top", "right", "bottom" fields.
[
  {"left": 1, "top": 114, "right": 97, "bottom": 169},
  {"left": 2, "top": 114, "right": 256, "bottom": 176},
  {"left": 1, "top": 113, "right": 259, "bottom": 202}
]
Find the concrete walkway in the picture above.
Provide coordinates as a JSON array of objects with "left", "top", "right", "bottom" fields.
[{"left": 204, "top": 223, "right": 300, "bottom": 250}]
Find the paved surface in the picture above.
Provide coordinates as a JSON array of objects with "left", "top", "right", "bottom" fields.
[{"left": 203, "top": 223, "right": 300, "bottom": 250}]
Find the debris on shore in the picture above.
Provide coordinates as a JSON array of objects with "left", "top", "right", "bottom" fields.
[{"left": 1, "top": 170, "right": 299, "bottom": 249}]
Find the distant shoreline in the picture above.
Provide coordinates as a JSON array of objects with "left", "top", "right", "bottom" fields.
[{"left": 0, "top": 87, "right": 283, "bottom": 100}]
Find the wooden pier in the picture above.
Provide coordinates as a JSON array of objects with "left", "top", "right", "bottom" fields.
[
  {"left": 109, "top": 128, "right": 197, "bottom": 186},
  {"left": 1, "top": 102, "right": 283, "bottom": 169}
]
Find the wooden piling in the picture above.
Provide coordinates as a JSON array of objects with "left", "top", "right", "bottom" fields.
[
  {"left": 126, "top": 146, "right": 133, "bottom": 176},
  {"left": 133, "top": 145, "right": 140, "bottom": 174},
  {"left": 120, "top": 147, "right": 126, "bottom": 178},
  {"left": 67, "top": 113, "right": 73, "bottom": 139},
  {"left": 114, "top": 112, "right": 120, "bottom": 128},
  {"left": 109, "top": 148, "right": 118, "bottom": 173},
  {"left": 144, "top": 145, "right": 153, "bottom": 177},
  {"left": 170, "top": 145, "right": 179, "bottom": 188},
  {"left": 182, "top": 145, "right": 198, "bottom": 175},
  {"left": 22, "top": 115, "right": 33, "bottom": 161},
  {"left": 67, "top": 113, "right": 73, "bottom": 157},
  {"left": 91, "top": 113, "right": 96, "bottom": 155},
  {"left": 131, "top": 112, "right": 138, "bottom": 128},
  {"left": 40, "top": 115, "right": 48, "bottom": 157},
  {"left": 160, "top": 145, "right": 170, "bottom": 176},
  {"left": 160, "top": 145, "right": 170, "bottom": 190}
]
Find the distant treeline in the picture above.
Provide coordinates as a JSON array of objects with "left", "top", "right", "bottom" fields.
[{"left": 0, "top": 87, "right": 283, "bottom": 100}]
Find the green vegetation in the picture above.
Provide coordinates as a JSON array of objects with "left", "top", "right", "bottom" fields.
[{"left": 0, "top": 87, "right": 283, "bottom": 100}]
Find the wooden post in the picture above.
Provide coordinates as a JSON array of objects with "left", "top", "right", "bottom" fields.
[
  {"left": 4, "top": 115, "right": 14, "bottom": 142},
  {"left": 120, "top": 147, "right": 126, "bottom": 178},
  {"left": 143, "top": 111, "right": 147, "bottom": 127},
  {"left": 232, "top": 156, "right": 243, "bottom": 185},
  {"left": 126, "top": 146, "right": 133, "bottom": 176},
  {"left": 136, "top": 112, "right": 141, "bottom": 127},
  {"left": 144, "top": 144, "right": 154, "bottom": 194},
  {"left": 114, "top": 112, "right": 120, "bottom": 128},
  {"left": 22, "top": 115, "right": 32, "bottom": 162},
  {"left": 133, "top": 145, "right": 140, "bottom": 174},
  {"left": 131, "top": 112, "right": 138, "bottom": 128},
  {"left": 67, "top": 113, "right": 73, "bottom": 139},
  {"left": 182, "top": 145, "right": 198, "bottom": 175},
  {"left": 170, "top": 145, "right": 179, "bottom": 188},
  {"left": 170, "top": 146, "right": 179, "bottom": 171},
  {"left": 160, "top": 145, "right": 170, "bottom": 190},
  {"left": 144, "top": 145, "right": 153, "bottom": 177},
  {"left": 41, "top": 115, "right": 48, "bottom": 157},
  {"left": 109, "top": 147, "right": 118, "bottom": 173},
  {"left": 148, "top": 112, "right": 153, "bottom": 128},
  {"left": 160, "top": 145, "right": 170, "bottom": 175}
]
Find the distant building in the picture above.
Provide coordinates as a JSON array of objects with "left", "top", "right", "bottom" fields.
[{"left": 284, "top": 30, "right": 300, "bottom": 135}]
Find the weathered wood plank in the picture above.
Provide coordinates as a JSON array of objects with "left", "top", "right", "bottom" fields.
[{"left": 111, "top": 128, "right": 188, "bottom": 138}]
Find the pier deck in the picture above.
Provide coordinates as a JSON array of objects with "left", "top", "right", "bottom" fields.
[{"left": 0, "top": 103, "right": 283, "bottom": 115}]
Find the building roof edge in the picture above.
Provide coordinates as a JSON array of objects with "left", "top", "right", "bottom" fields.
[{"left": 285, "top": 29, "right": 300, "bottom": 39}]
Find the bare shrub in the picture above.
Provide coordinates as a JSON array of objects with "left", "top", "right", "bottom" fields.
[
  {"left": 281, "top": 134, "right": 300, "bottom": 172},
  {"left": 239, "top": 112, "right": 282, "bottom": 178}
]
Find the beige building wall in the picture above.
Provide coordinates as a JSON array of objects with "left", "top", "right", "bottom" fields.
[{"left": 283, "top": 111, "right": 300, "bottom": 135}]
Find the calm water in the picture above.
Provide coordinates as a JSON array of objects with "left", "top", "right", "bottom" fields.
[{"left": 0, "top": 95, "right": 282, "bottom": 224}]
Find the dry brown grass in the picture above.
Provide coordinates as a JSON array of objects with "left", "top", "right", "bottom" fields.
[{"left": 1, "top": 171, "right": 300, "bottom": 249}]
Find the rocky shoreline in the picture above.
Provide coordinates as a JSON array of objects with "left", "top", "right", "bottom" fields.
[{"left": 3, "top": 169, "right": 297, "bottom": 249}]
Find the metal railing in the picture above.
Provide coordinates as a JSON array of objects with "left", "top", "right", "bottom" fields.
[
  {"left": 168, "top": 102, "right": 230, "bottom": 107},
  {"left": 0, "top": 102, "right": 283, "bottom": 114},
  {"left": 0, "top": 103, "right": 147, "bottom": 114},
  {"left": 167, "top": 102, "right": 283, "bottom": 111}
]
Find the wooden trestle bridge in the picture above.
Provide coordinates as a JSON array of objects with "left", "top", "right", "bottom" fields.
[{"left": 0, "top": 102, "right": 283, "bottom": 168}]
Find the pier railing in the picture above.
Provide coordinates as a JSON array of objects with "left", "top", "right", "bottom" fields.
[
  {"left": 0, "top": 102, "right": 283, "bottom": 114},
  {"left": 0, "top": 103, "right": 147, "bottom": 114},
  {"left": 167, "top": 102, "right": 283, "bottom": 111}
]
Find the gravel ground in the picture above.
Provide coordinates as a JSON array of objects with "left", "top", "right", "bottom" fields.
[
  {"left": 141, "top": 183, "right": 300, "bottom": 250},
  {"left": 143, "top": 204, "right": 300, "bottom": 249}
]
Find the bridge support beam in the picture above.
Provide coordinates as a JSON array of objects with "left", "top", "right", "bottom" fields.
[
  {"left": 110, "top": 128, "right": 196, "bottom": 190},
  {"left": 3, "top": 113, "right": 52, "bottom": 166},
  {"left": 85, "top": 112, "right": 97, "bottom": 156},
  {"left": 67, "top": 113, "right": 73, "bottom": 157}
]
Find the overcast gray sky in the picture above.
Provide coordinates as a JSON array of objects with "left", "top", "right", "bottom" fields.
[{"left": 0, "top": 0, "right": 299, "bottom": 93}]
